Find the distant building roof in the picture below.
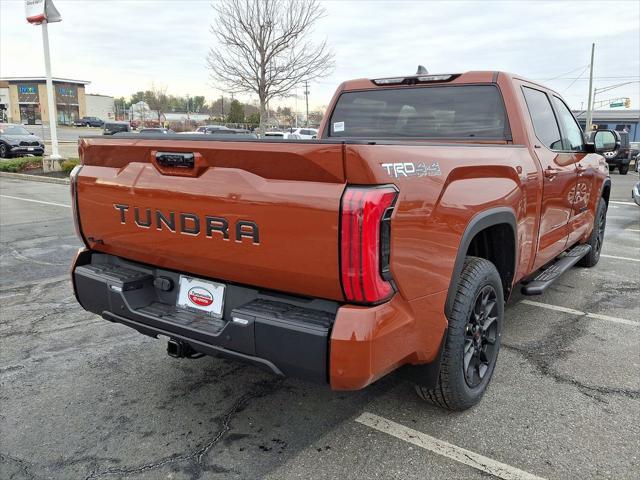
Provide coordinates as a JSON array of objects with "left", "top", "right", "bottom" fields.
[
  {"left": 85, "top": 93, "right": 113, "bottom": 98},
  {"left": 573, "top": 109, "right": 640, "bottom": 121},
  {"left": 0, "top": 77, "right": 91, "bottom": 85}
]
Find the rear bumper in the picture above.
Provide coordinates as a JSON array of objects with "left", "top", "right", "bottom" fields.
[{"left": 72, "top": 250, "right": 447, "bottom": 389}]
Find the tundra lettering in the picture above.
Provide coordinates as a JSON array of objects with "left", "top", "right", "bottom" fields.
[
  {"left": 113, "top": 204, "right": 260, "bottom": 243},
  {"left": 72, "top": 71, "right": 616, "bottom": 411}
]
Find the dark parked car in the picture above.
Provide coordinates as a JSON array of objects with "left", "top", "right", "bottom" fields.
[
  {"left": 103, "top": 121, "right": 131, "bottom": 135},
  {"left": 139, "top": 128, "right": 174, "bottom": 135},
  {"left": 74, "top": 116, "right": 104, "bottom": 127},
  {"left": 207, "top": 128, "right": 256, "bottom": 138},
  {"left": 602, "top": 131, "right": 631, "bottom": 174},
  {"left": 0, "top": 123, "right": 45, "bottom": 158}
]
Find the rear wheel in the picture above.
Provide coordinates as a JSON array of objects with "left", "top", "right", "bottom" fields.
[
  {"left": 415, "top": 257, "right": 503, "bottom": 411},
  {"left": 578, "top": 197, "right": 607, "bottom": 267},
  {"left": 619, "top": 164, "right": 629, "bottom": 175}
]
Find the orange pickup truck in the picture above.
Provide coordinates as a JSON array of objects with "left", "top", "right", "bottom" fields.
[{"left": 71, "top": 71, "right": 619, "bottom": 410}]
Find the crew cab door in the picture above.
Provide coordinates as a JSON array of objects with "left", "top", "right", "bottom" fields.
[
  {"left": 522, "top": 86, "right": 580, "bottom": 270},
  {"left": 549, "top": 95, "right": 599, "bottom": 247}
]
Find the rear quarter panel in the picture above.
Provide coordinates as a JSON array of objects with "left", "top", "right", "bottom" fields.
[{"left": 345, "top": 143, "right": 541, "bottom": 301}]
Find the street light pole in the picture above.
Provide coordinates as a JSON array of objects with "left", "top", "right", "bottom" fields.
[
  {"left": 41, "top": 20, "right": 62, "bottom": 167},
  {"left": 585, "top": 43, "right": 595, "bottom": 132}
]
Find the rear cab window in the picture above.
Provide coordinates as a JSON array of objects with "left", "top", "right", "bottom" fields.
[{"left": 327, "top": 85, "right": 510, "bottom": 140}]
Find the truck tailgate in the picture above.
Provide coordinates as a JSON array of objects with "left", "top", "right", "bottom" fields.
[{"left": 76, "top": 137, "right": 346, "bottom": 300}]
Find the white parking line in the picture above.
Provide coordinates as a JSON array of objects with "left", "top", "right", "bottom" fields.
[
  {"left": 0, "top": 194, "right": 70, "bottom": 208},
  {"left": 356, "top": 412, "right": 546, "bottom": 480},
  {"left": 600, "top": 254, "right": 640, "bottom": 263},
  {"left": 609, "top": 200, "right": 636, "bottom": 206},
  {"left": 520, "top": 300, "right": 639, "bottom": 327},
  {"left": 627, "top": 229, "right": 640, "bottom": 233}
]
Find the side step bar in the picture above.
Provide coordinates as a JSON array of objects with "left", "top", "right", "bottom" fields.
[{"left": 521, "top": 244, "right": 591, "bottom": 295}]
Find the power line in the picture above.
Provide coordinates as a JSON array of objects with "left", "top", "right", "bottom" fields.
[
  {"left": 561, "top": 65, "right": 590, "bottom": 93},
  {"left": 547, "top": 75, "right": 640, "bottom": 81},
  {"left": 540, "top": 64, "right": 590, "bottom": 81}
]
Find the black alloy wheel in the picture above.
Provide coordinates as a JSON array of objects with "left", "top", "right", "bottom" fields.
[
  {"left": 463, "top": 285, "right": 499, "bottom": 388},
  {"left": 593, "top": 201, "right": 607, "bottom": 260}
]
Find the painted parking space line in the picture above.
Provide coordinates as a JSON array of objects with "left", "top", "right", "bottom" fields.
[
  {"left": 627, "top": 228, "right": 640, "bottom": 233},
  {"left": 0, "top": 194, "right": 70, "bottom": 208},
  {"left": 600, "top": 254, "right": 640, "bottom": 263},
  {"left": 609, "top": 200, "right": 636, "bottom": 206},
  {"left": 520, "top": 300, "right": 639, "bottom": 327},
  {"left": 356, "top": 412, "right": 546, "bottom": 480}
]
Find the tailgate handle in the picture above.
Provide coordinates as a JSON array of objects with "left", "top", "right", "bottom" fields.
[{"left": 155, "top": 152, "right": 195, "bottom": 169}]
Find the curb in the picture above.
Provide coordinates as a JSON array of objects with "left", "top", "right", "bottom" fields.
[{"left": 0, "top": 171, "right": 70, "bottom": 185}]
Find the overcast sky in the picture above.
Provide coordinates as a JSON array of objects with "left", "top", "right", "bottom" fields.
[{"left": 1, "top": 0, "right": 639, "bottom": 113}]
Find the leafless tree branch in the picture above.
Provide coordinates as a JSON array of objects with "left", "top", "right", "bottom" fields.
[{"left": 207, "top": 0, "right": 334, "bottom": 129}]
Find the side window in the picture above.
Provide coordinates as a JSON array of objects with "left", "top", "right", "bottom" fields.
[
  {"left": 522, "top": 87, "right": 563, "bottom": 150},
  {"left": 551, "top": 96, "right": 584, "bottom": 151}
]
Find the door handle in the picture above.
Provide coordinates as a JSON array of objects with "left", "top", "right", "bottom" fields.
[{"left": 544, "top": 166, "right": 559, "bottom": 179}]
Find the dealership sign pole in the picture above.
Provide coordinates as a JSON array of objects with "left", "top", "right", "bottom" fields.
[{"left": 25, "top": 0, "right": 63, "bottom": 167}]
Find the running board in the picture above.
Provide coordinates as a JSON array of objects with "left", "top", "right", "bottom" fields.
[{"left": 521, "top": 244, "right": 591, "bottom": 295}]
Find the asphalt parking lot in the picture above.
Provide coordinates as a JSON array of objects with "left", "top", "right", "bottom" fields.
[{"left": 1, "top": 173, "right": 638, "bottom": 480}]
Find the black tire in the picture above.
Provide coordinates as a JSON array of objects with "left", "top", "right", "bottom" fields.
[
  {"left": 578, "top": 197, "right": 607, "bottom": 267},
  {"left": 0, "top": 143, "right": 9, "bottom": 158},
  {"left": 415, "top": 257, "right": 504, "bottom": 411},
  {"left": 619, "top": 164, "right": 629, "bottom": 175}
]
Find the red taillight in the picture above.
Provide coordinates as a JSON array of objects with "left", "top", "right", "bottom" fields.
[{"left": 340, "top": 186, "right": 398, "bottom": 304}]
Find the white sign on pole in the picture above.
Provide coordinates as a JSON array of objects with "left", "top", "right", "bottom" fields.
[{"left": 25, "top": 0, "right": 61, "bottom": 24}]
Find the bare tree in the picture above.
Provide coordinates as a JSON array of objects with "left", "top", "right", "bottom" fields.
[
  {"left": 207, "top": 0, "right": 334, "bottom": 129},
  {"left": 145, "top": 84, "right": 169, "bottom": 124}
]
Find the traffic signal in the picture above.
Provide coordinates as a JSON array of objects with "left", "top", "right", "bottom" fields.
[{"left": 624, "top": 98, "right": 631, "bottom": 108}]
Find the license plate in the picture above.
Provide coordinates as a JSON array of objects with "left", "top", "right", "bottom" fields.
[
  {"left": 27, "top": 147, "right": 34, "bottom": 151},
  {"left": 176, "top": 276, "right": 225, "bottom": 317}
]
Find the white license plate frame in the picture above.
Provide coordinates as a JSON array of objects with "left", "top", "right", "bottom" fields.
[{"left": 176, "top": 275, "right": 225, "bottom": 318}]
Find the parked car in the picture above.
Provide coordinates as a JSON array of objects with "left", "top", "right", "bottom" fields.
[
  {"left": 103, "top": 121, "right": 131, "bottom": 135},
  {"left": 601, "top": 131, "right": 631, "bottom": 174},
  {"left": 290, "top": 127, "right": 318, "bottom": 139},
  {"left": 195, "top": 125, "right": 229, "bottom": 134},
  {"left": 139, "top": 128, "right": 174, "bottom": 135},
  {"left": 263, "top": 131, "right": 301, "bottom": 139},
  {"left": 74, "top": 117, "right": 104, "bottom": 127},
  {"left": 71, "top": 70, "right": 616, "bottom": 411},
  {"left": 205, "top": 128, "right": 257, "bottom": 138},
  {"left": 0, "top": 123, "right": 44, "bottom": 158},
  {"left": 629, "top": 142, "right": 639, "bottom": 172},
  {"left": 633, "top": 181, "right": 640, "bottom": 206}
]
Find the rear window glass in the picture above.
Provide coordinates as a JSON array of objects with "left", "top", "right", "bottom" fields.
[{"left": 328, "top": 85, "right": 509, "bottom": 139}]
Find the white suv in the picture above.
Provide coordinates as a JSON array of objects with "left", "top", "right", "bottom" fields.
[{"left": 290, "top": 128, "right": 318, "bottom": 139}]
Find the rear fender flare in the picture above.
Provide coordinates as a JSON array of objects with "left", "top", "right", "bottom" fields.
[{"left": 444, "top": 207, "right": 517, "bottom": 318}]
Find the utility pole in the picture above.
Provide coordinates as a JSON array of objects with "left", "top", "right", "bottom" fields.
[
  {"left": 585, "top": 43, "right": 595, "bottom": 132},
  {"left": 220, "top": 96, "right": 224, "bottom": 119},
  {"left": 304, "top": 80, "right": 310, "bottom": 127}
]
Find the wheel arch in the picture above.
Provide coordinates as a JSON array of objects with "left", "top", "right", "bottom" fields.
[{"left": 444, "top": 207, "right": 517, "bottom": 318}]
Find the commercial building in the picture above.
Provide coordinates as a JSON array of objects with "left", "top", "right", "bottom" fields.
[
  {"left": 0, "top": 77, "right": 90, "bottom": 125},
  {"left": 85, "top": 93, "right": 115, "bottom": 121},
  {"left": 574, "top": 109, "right": 640, "bottom": 142}
]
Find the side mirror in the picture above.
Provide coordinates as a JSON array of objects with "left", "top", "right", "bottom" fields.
[{"left": 587, "top": 129, "right": 620, "bottom": 153}]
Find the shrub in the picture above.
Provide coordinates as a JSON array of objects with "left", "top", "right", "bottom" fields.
[
  {"left": 61, "top": 159, "right": 80, "bottom": 173},
  {"left": 0, "top": 157, "right": 42, "bottom": 173}
]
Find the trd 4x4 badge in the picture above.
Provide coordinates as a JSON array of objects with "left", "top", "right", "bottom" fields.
[{"left": 381, "top": 162, "right": 441, "bottom": 178}]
